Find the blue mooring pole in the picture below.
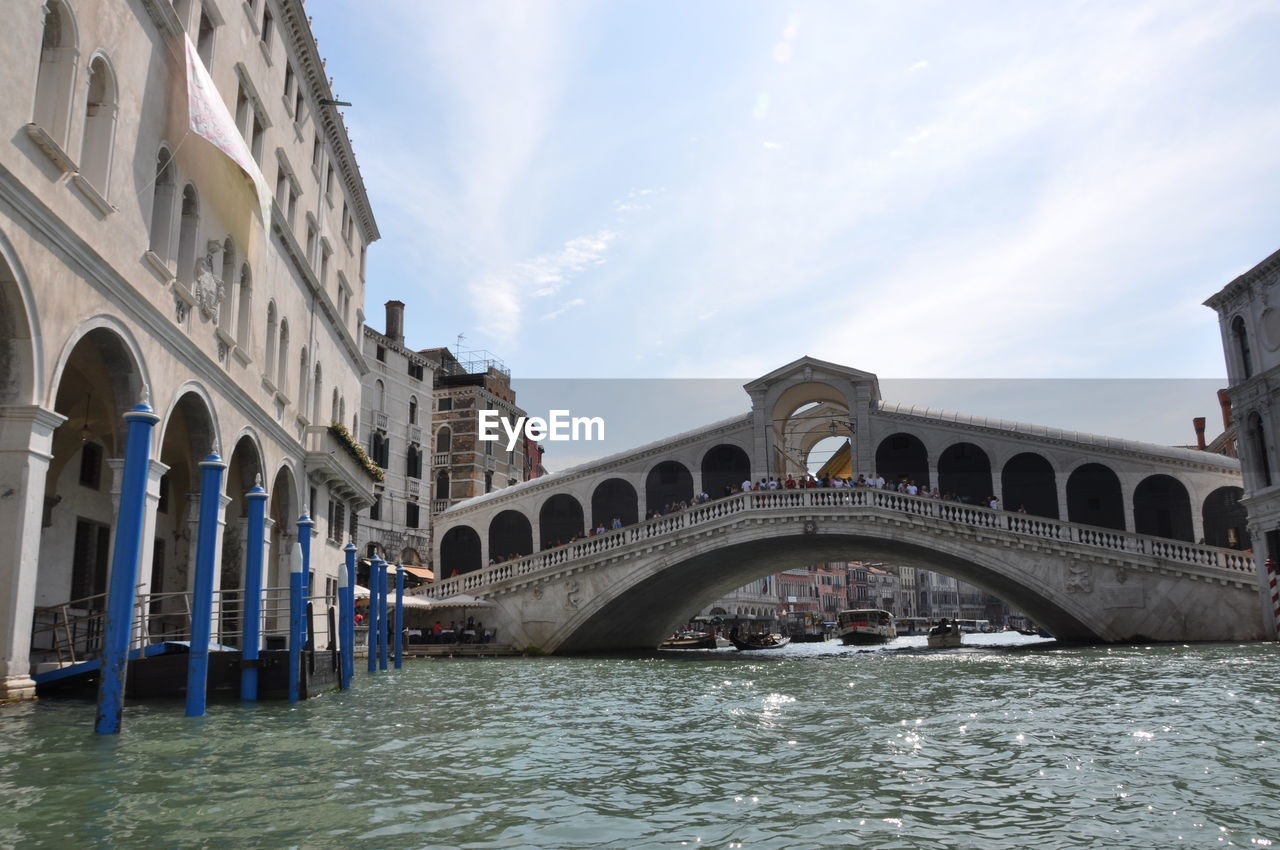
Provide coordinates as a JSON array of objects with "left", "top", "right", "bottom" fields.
[
  {"left": 341, "top": 542, "right": 356, "bottom": 688},
  {"left": 394, "top": 564, "right": 404, "bottom": 670},
  {"left": 366, "top": 556, "right": 377, "bottom": 673},
  {"left": 376, "top": 559, "right": 389, "bottom": 671},
  {"left": 240, "top": 479, "right": 268, "bottom": 700},
  {"left": 185, "top": 451, "right": 227, "bottom": 717},
  {"left": 94, "top": 399, "right": 160, "bottom": 735},
  {"left": 287, "top": 544, "right": 303, "bottom": 701}
]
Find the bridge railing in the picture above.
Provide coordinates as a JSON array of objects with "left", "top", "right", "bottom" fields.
[{"left": 426, "top": 488, "right": 1256, "bottom": 599}]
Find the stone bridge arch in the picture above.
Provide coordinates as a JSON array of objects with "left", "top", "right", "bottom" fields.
[{"left": 538, "top": 521, "right": 1121, "bottom": 653}]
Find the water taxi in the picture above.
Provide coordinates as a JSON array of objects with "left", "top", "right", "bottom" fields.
[
  {"left": 836, "top": 609, "right": 896, "bottom": 645},
  {"left": 782, "top": 610, "right": 828, "bottom": 642}
]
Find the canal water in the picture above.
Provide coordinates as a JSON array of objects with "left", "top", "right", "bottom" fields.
[{"left": 1, "top": 635, "right": 1278, "bottom": 849}]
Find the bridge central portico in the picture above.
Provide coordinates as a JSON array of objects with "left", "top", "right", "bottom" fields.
[{"left": 427, "top": 358, "right": 1263, "bottom": 651}]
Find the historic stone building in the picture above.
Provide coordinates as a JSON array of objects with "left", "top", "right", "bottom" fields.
[
  {"left": 420, "top": 347, "right": 529, "bottom": 517},
  {"left": 0, "top": 0, "right": 379, "bottom": 700},
  {"left": 1205, "top": 247, "right": 1280, "bottom": 635},
  {"left": 359, "top": 300, "right": 435, "bottom": 568}
]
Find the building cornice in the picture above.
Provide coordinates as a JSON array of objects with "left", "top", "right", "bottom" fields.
[
  {"left": 1204, "top": 246, "right": 1280, "bottom": 313},
  {"left": 278, "top": 0, "right": 379, "bottom": 243},
  {"left": 362, "top": 325, "right": 435, "bottom": 367}
]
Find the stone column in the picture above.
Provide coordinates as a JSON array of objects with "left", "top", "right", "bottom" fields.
[
  {"left": 1056, "top": 476, "right": 1071, "bottom": 523},
  {"left": 0, "top": 406, "right": 67, "bottom": 702},
  {"left": 136, "top": 460, "right": 170, "bottom": 596}
]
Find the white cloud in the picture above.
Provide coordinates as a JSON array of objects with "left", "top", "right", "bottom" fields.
[
  {"left": 471, "top": 229, "right": 617, "bottom": 342},
  {"left": 909, "top": 60, "right": 929, "bottom": 72},
  {"left": 542, "top": 298, "right": 586, "bottom": 321}
]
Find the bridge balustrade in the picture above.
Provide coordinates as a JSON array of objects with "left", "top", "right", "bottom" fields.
[{"left": 428, "top": 488, "right": 1255, "bottom": 600}]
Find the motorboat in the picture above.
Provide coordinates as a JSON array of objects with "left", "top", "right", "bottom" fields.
[
  {"left": 729, "top": 633, "right": 791, "bottom": 651},
  {"left": 659, "top": 631, "right": 720, "bottom": 650},
  {"left": 836, "top": 609, "right": 895, "bottom": 645}
]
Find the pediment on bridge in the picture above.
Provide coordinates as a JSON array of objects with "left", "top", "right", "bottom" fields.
[{"left": 743, "top": 356, "right": 881, "bottom": 400}]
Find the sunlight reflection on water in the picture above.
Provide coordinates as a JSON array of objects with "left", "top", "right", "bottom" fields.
[{"left": 0, "top": 639, "right": 1277, "bottom": 848}]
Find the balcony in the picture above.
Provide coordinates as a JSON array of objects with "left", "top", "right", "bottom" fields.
[
  {"left": 408, "top": 425, "right": 422, "bottom": 445},
  {"left": 302, "top": 426, "right": 377, "bottom": 510},
  {"left": 432, "top": 499, "right": 449, "bottom": 514},
  {"left": 374, "top": 410, "right": 388, "bottom": 430},
  {"left": 432, "top": 452, "right": 450, "bottom": 466},
  {"left": 407, "top": 478, "right": 420, "bottom": 498}
]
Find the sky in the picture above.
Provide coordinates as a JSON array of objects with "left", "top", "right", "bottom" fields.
[{"left": 307, "top": 1, "right": 1280, "bottom": 459}]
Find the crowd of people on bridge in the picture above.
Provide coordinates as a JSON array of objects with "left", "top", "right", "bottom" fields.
[{"left": 479, "top": 473, "right": 1029, "bottom": 567}]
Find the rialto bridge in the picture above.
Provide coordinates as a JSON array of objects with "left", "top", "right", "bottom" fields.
[{"left": 425, "top": 358, "right": 1264, "bottom": 651}]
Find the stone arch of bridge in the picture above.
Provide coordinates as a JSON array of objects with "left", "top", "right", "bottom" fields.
[
  {"left": 591, "top": 477, "right": 639, "bottom": 529},
  {"left": 700, "top": 443, "right": 751, "bottom": 497},
  {"left": 1066, "top": 462, "right": 1126, "bottom": 531},
  {"left": 1202, "top": 486, "right": 1248, "bottom": 549},
  {"left": 875, "top": 432, "right": 930, "bottom": 489},
  {"left": 644, "top": 460, "right": 693, "bottom": 515},
  {"left": 937, "top": 441, "right": 993, "bottom": 504},
  {"left": 1132, "top": 474, "right": 1194, "bottom": 542},
  {"left": 545, "top": 521, "right": 1107, "bottom": 654},
  {"left": 1000, "top": 451, "right": 1059, "bottom": 519}
]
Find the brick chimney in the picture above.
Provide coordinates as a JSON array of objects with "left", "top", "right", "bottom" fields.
[
  {"left": 1193, "top": 417, "right": 1206, "bottom": 450},
  {"left": 1218, "top": 388, "right": 1233, "bottom": 431},
  {"left": 385, "top": 300, "right": 405, "bottom": 346}
]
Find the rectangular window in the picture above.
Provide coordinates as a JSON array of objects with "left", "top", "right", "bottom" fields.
[
  {"left": 325, "top": 164, "right": 335, "bottom": 202},
  {"left": 438, "top": 396, "right": 452, "bottom": 412},
  {"left": 71, "top": 518, "right": 110, "bottom": 605},
  {"left": 405, "top": 501, "right": 419, "bottom": 529},
  {"left": 312, "top": 133, "right": 321, "bottom": 171},
  {"left": 283, "top": 63, "right": 295, "bottom": 111},
  {"left": 79, "top": 442, "right": 102, "bottom": 489},
  {"left": 408, "top": 361, "right": 424, "bottom": 380},
  {"left": 376, "top": 345, "right": 386, "bottom": 363},
  {"left": 260, "top": 6, "right": 274, "bottom": 52},
  {"left": 370, "top": 492, "right": 382, "bottom": 521}
]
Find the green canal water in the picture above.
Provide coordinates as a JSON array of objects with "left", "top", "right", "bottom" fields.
[{"left": 1, "top": 635, "right": 1278, "bottom": 849}]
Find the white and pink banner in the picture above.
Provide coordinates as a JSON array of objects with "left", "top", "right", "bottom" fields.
[{"left": 183, "top": 34, "right": 272, "bottom": 226}]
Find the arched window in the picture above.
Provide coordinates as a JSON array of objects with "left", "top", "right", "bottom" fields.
[
  {"left": 406, "top": 445, "right": 422, "bottom": 479},
  {"left": 435, "top": 471, "right": 449, "bottom": 502},
  {"left": 276, "top": 318, "right": 289, "bottom": 390},
  {"left": 297, "top": 346, "right": 308, "bottom": 411},
  {"left": 33, "top": 1, "right": 78, "bottom": 148},
  {"left": 436, "top": 426, "right": 451, "bottom": 454},
  {"left": 1248, "top": 412, "right": 1272, "bottom": 488},
  {"left": 330, "top": 387, "right": 339, "bottom": 425},
  {"left": 375, "top": 379, "right": 385, "bottom": 411},
  {"left": 340, "top": 397, "right": 347, "bottom": 428},
  {"left": 264, "top": 301, "right": 278, "bottom": 382},
  {"left": 236, "top": 264, "right": 252, "bottom": 343},
  {"left": 148, "top": 148, "right": 176, "bottom": 262},
  {"left": 408, "top": 396, "right": 418, "bottom": 426},
  {"left": 1232, "top": 316, "right": 1254, "bottom": 380},
  {"left": 79, "top": 55, "right": 117, "bottom": 193},
  {"left": 219, "top": 236, "right": 235, "bottom": 328},
  {"left": 176, "top": 184, "right": 199, "bottom": 287},
  {"left": 311, "top": 362, "right": 322, "bottom": 424}
]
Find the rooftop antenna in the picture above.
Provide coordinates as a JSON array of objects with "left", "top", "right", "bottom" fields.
[{"left": 455, "top": 332, "right": 466, "bottom": 355}]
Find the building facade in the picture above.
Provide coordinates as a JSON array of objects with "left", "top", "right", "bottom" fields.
[
  {"left": 0, "top": 0, "right": 379, "bottom": 700},
  {"left": 1205, "top": 247, "right": 1280, "bottom": 636},
  {"left": 359, "top": 300, "right": 435, "bottom": 566},
  {"left": 421, "top": 347, "right": 529, "bottom": 515}
]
